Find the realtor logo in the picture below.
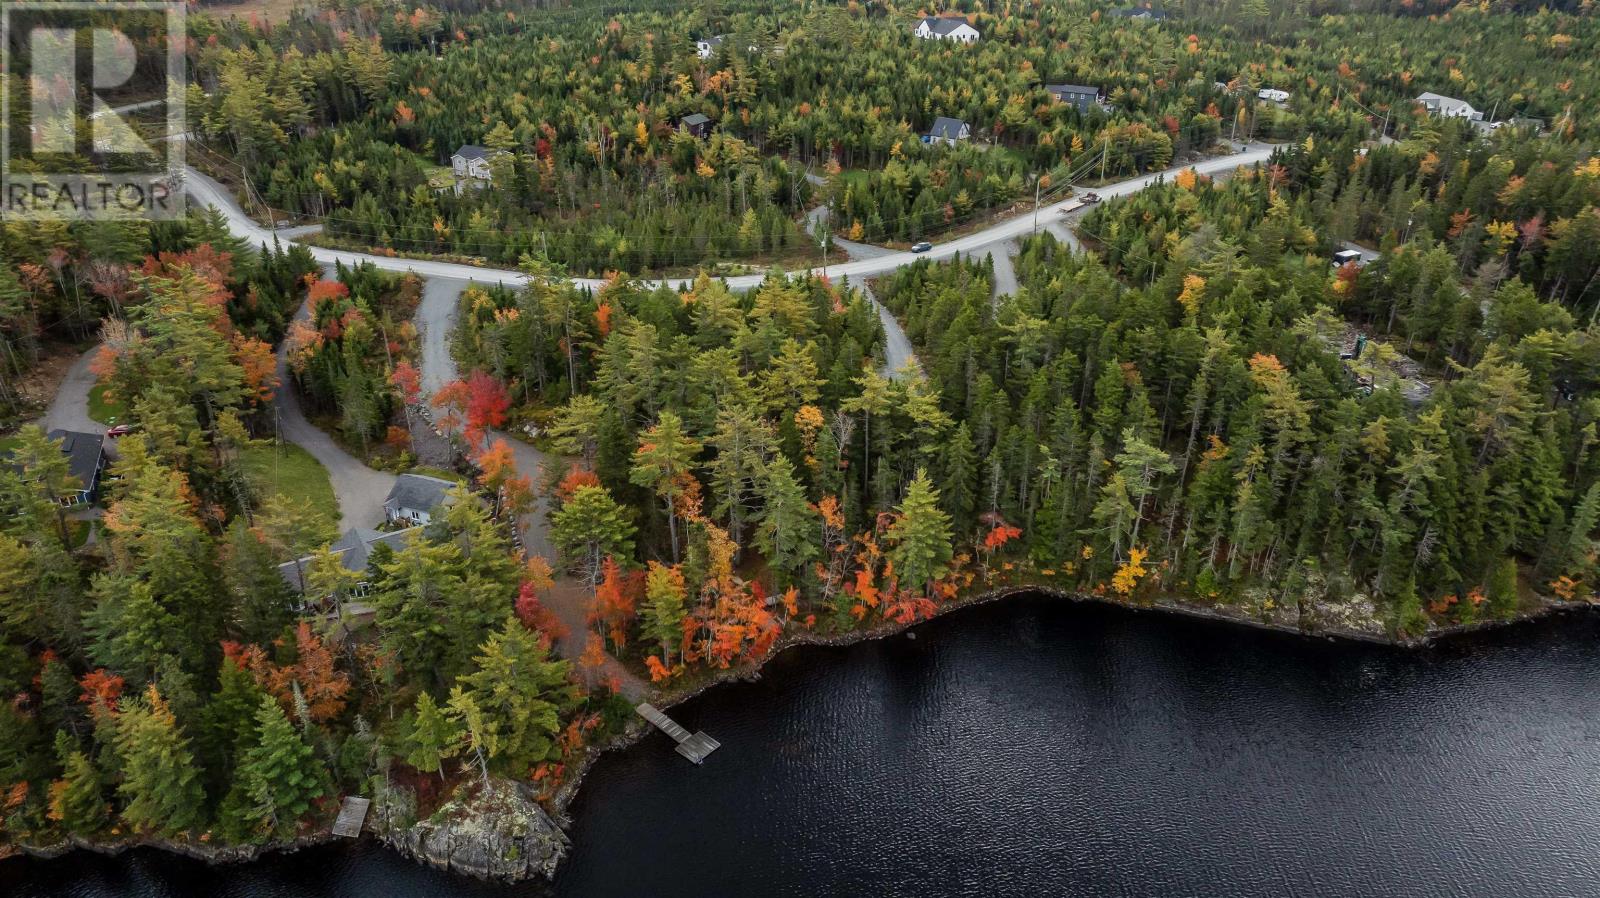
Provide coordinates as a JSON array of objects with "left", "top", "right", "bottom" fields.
[{"left": 1, "top": 0, "right": 186, "bottom": 220}]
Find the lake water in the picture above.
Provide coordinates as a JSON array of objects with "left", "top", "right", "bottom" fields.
[{"left": 6, "top": 595, "right": 1600, "bottom": 897}]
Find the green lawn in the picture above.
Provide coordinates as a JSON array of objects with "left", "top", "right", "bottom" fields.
[
  {"left": 88, "top": 379, "right": 126, "bottom": 425},
  {"left": 241, "top": 442, "right": 337, "bottom": 516}
]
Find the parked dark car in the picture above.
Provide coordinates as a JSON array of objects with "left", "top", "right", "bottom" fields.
[
  {"left": 106, "top": 423, "right": 136, "bottom": 438},
  {"left": 911, "top": 241, "right": 933, "bottom": 253}
]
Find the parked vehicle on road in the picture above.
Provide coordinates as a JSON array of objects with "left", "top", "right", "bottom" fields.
[
  {"left": 911, "top": 241, "right": 933, "bottom": 253},
  {"left": 106, "top": 423, "right": 136, "bottom": 438},
  {"left": 1081, "top": 192, "right": 1101, "bottom": 203}
]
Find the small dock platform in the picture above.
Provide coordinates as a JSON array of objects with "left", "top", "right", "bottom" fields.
[
  {"left": 332, "top": 797, "right": 371, "bottom": 837},
  {"left": 636, "top": 702, "right": 720, "bottom": 764}
]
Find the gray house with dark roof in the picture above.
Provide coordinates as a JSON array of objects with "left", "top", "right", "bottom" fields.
[
  {"left": 19, "top": 429, "right": 107, "bottom": 507},
  {"left": 1046, "top": 84, "right": 1102, "bottom": 114},
  {"left": 923, "top": 116, "right": 971, "bottom": 147},
  {"left": 384, "top": 473, "right": 457, "bottom": 525},
  {"left": 277, "top": 527, "right": 416, "bottom": 597}
]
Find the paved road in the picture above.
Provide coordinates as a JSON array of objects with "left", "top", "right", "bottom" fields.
[
  {"left": 185, "top": 145, "right": 1275, "bottom": 292},
  {"left": 274, "top": 287, "right": 396, "bottom": 530}
]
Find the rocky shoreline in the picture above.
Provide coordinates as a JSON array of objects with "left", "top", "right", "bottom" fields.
[{"left": 10, "top": 584, "right": 1585, "bottom": 881}]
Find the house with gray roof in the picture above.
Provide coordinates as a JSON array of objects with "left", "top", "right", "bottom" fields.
[
  {"left": 384, "top": 473, "right": 458, "bottom": 525},
  {"left": 915, "top": 16, "right": 980, "bottom": 43},
  {"left": 922, "top": 116, "right": 971, "bottom": 147},
  {"left": 1416, "top": 92, "right": 1482, "bottom": 121},
  {"left": 680, "top": 112, "right": 713, "bottom": 138},
  {"left": 451, "top": 144, "right": 507, "bottom": 184},
  {"left": 1046, "top": 84, "right": 1102, "bottom": 114},
  {"left": 8, "top": 429, "right": 107, "bottom": 507},
  {"left": 276, "top": 527, "right": 418, "bottom": 596}
]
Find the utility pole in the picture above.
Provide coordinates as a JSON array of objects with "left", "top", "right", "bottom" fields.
[{"left": 1032, "top": 177, "right": 1042, "bottom": 235}]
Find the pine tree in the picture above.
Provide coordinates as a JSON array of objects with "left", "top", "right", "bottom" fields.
[
  {"left": 940, "top": 423, "right": 978, "bottom": 533},
  {"left": 48, "top": 737, "right": 108, "bottom": 836},
  {"left": 755, "top": 456, "right": 819, "bottom": 583},
  {"left": 642, "top": 561, "right": 688, "bottom": 664},
  {"left": 114, "top": 686, "right": 206, "bottom": 836},
  {"left": 237, "top": 695, "right": 327, "bottom": 840},
  {"left": 550, "top": 485, "right": 637, "bottom": 586},
  {"left": 887, "top": 469, "right": 954, "bottom": 597},
  {"left": 630, "top": 410, "right": 702, "bottom": 562},
  {"left": 404, "top": 692, "right": 460, "bottom": 781},
  {"left": 455, "top": 617, "right": 574, "bottom": 772},
  {"left": 1486, "top": 557, "right": 1520, "bottom": 620}
]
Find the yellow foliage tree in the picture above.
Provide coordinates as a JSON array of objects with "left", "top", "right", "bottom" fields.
[{"left": 1111, "top": 547, "right": 1149, "bottom": 596}]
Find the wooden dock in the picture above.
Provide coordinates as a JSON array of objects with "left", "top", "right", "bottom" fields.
[
  {"left": 331, "top": 797, "right": 370, "bottom": 837},
  {"left": 636, "top": 702, "right": 720, "bottom": 764}
]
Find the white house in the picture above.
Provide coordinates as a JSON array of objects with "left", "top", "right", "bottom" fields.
[
  {"left": 695, "top": 34, "right": 725, "bottom": 58},
  {"left": 451, "top": 144, "right": 506, "bottom": 183},
  {"left": 915, "top": 16, "right": 980, "bottom": 43},
  {"left": 1257, "top": 87, "right": 1289, "bottom": 104},
  {"left": 923, "top": 116, "right": 971, "bottom": 147},
  {"left": 1416, "top": 92, "right": 1482, "bottom": 121},
  {"left": 384, "top": 473, "right": 458, "bottom": 526}
]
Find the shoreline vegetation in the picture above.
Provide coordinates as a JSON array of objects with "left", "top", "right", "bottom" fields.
[{"left": 8, "top": 581, "right": 1586, "bottom": 879}]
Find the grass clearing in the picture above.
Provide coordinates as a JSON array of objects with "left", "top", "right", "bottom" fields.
[
  {"left": 241, "top": 441, "right": 337, "bottom": 518},
  {"left": 88, "top": 380, "right": 126, "bottom": 425}
]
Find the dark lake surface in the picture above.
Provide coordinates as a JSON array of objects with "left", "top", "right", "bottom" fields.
[{"left": 7, "top": 595, "right": 1600, "bottom": 897}]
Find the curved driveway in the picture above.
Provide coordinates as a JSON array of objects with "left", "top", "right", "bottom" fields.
[{"left": 274, "top": 282, "right": 397, "bottom": 530}]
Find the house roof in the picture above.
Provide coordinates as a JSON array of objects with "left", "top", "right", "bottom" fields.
[
  {"left": 681, "top": 113, "right": 711, "bottom": 126},
  {"left": 1416, "top": 92, "right": 1475, "bottom": 114},
  {"left": 276, "top": 527, "right": 417, "bottom": 593},
  {"left": 385, "top": 473, "right": 457, "bottom": 514},
  {"left": 1046, "top": 83, "right": 1099, "bottom": 98},
  {"left": 926, "top": 116, "right": 969, "bottom": 139},
  {"left": 453, "top": 144, "right": 492, "bottom": 161},
  {"left": 698, "top": 34, "right": 726, "bottom": 47},
  {"left": 46, "top": 429, "right": 103, "bottom": 493},
  {"left": 1111, "top": 7, "right": 1170, "bottom": 18},
  {"left": 920, "top": 16, "right": 975, "bottom": 36}
]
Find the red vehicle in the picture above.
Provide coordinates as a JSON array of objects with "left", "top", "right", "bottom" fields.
[{"left": 106, "top": 423, "right": 136, "bottom": 438}]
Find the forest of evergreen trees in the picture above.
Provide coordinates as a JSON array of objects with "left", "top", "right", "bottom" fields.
[{"left": 181, "top": 0, "right": 1600, "bottom": 270}]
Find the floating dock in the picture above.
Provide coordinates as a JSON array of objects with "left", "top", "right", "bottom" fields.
[
  {"left": 332, "top": 797, "right": 371, "bottom": 837},
  {"left": 636, "top": 702, "right": 720, "bottom": 764}
]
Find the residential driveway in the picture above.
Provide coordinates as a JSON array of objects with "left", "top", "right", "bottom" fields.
[
  {"left": 42, "top": 346, "right": 109, "bottom": 437},
  {"left": 415, "top": 276, "right": 556, "bottom": 563},
  {"left": 276, "top": 284, "right": 396, "bottom": 530},
  {"left": 985, "top": 239, "right": 1021, "bottom": 303}
]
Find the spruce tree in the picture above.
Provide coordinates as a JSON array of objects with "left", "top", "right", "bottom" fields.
[
  {"left": 642, "top": 562, "right": 688, "bottom": 664},
  {"left": 887, "top": 469, "right": 954, "bottom": 596},
  {"left": 49, "top": 737, "right": 108, "bottom": 836},
  {"left": 115, "top": 686, "right": 206, "bottom": 836},
  {"left": 238, "top": 695, "right": 327, "bottom": 840},
  {"left": 404, "top": 692, "right": 460, "bottom": 781},
  {"left": 755, "top": 456, "right": 819, "bottom": 583}
]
